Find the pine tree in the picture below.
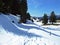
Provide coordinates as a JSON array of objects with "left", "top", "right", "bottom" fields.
[
  {"left": 1, "top": 0, "right": 21, "bottom": 14},
  {"left": 42, "top": 14, "right": 48, "bottom": 25},
  {"left": 26, "top": 13, "right": 31, "bottom": 20},
  {"left": 20, "top": 0, "right": 27, "bottom": 14},
  {"left": 0, "top": 0, "right": 4, "bottom": 13},
  {"left": 0, "top": 0, "right": 29, "bottom": 23},
  {"left": 20, "top": 0, "right": 28, "bottom": 23},
  {"left": 10, "top": 0, "right": 19, "bottom": 15},
  {"left": 7, "top": 0, "right": 14, "bottom": 13},
  {"left": 2, "top": 0, "right": 8, "bottom": 14},
  {"left": 49, "top": 11, "right": 56, "bottom": 24}
]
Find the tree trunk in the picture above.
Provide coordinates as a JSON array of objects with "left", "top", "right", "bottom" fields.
[{"left": 52, "top": 22, "right": 53, "bottom": 25}]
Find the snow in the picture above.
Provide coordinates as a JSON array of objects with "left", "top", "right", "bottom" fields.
[{"left": 0, "top": 13, "right": 60, "bottom": 45}]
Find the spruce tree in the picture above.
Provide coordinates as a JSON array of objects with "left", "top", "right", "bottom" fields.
[
  {"left": 0, "top": 0, "right": 4, "bottom": 13},
  {"left": 2, "top": 0, "right": 8, "bottom": 14},
  {"left": 7, "top": 0, "right": 14, "bottom": 13},
  {"left": 49, "top": 11, "right": 56, "bottom": 24},
  {"left": 20, "top": 0, "right": 28, "bottom": 23},
  {"left": 20, "top": 0, "right": 27, "bottom": 14},
  {"left": 0, "top": 0, "right": 29, "bottom": 23},
  {"left": 10, "top": 0, "right": 19, "bottom": 15},
  {"left": 26, "top": 13, "right": 31, "bottom": 20},
  {"left": 1, "top": 0, "right": 21, "bottom": 14},
  {"left": 42, "top": 14, "right": 48, "bottom": 25}
]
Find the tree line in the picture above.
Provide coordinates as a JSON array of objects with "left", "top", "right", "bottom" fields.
[
  {"left": 0, "top": 0, "right": 31, "bottom": 23},
  {"left": 42, "top": 11, "right": 56, "bottom": 25}
]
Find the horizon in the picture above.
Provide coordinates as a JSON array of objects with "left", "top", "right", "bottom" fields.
[{"left": 27, "top": 0, "right": 60, "bottom": 17}]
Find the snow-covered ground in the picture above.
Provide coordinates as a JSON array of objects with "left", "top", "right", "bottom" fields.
[{"left": 0, "top": 13, "right": 60, "bottom": 45}]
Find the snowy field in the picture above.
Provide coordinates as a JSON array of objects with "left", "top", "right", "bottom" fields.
[{"left": 0, "top": 14, "right": 60, "bottom": 45}]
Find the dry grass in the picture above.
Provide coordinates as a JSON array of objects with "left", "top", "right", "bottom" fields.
[{"left": 56, "top": 20, "right": 60, "bottom": 22}]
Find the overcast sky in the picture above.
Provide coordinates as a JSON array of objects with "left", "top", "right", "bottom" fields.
[{"left": 27, "top": 0, "right": 60, "bottom": 17}]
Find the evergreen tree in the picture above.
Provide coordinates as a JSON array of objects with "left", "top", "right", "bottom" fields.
[
  {"left": 1, "top": 0, "right": 21, "bottom": 14},
  {"left": 0, "top": 0, "right": 29, "bottom": 23},
  {"left": 20, "top": 0, "right": 27, "bottom": 14},
  {"left": 0, "top": 0, "right": 4, "bottom": 13},
  {"left": 26, "top": 13, "right": 31, "bottom": 20},
  {"left": 10, "top": 0, "right": 20, "bottom": 15},
  {"left": 7, "top": 0, "right": 14, "bottom": 13},
  {"left": 42, "top": 14, "right": 48, "bottom": 25},
  {"left": 49, "top": 11, "right": 56, "bottom": 24},
  {"left": 20, "top": 0, "right": 28, "bottom": 23},
  {"left": 0, "top": 0, "right": 12, "bottom": 14},
  {"left": 2, "top": 0, "right": 9, "bottom": 14}
]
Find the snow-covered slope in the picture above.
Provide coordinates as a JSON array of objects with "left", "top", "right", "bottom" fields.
[{"left": 0, "top": 14, "right": 60, "bottom": 45}]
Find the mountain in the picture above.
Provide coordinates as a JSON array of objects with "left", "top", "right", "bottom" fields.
[
  {"left": 56, "top": 15, "right": 60, "bottom": 20},
  {"left": 47, "top": 15, "right": 60, "bottom": 20}
]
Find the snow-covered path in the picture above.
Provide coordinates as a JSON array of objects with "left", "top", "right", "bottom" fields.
[{"left": 0, "top": 14, "right": 60, "bottom": 45}]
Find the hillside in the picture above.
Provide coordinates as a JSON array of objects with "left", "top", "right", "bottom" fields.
[{"left": 0, "top": 14, "right": 60, "bottom": 45}]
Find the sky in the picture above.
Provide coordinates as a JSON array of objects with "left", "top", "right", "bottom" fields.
[{"left": 27, "top": 0, "right": 60, "bottom": 17}]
